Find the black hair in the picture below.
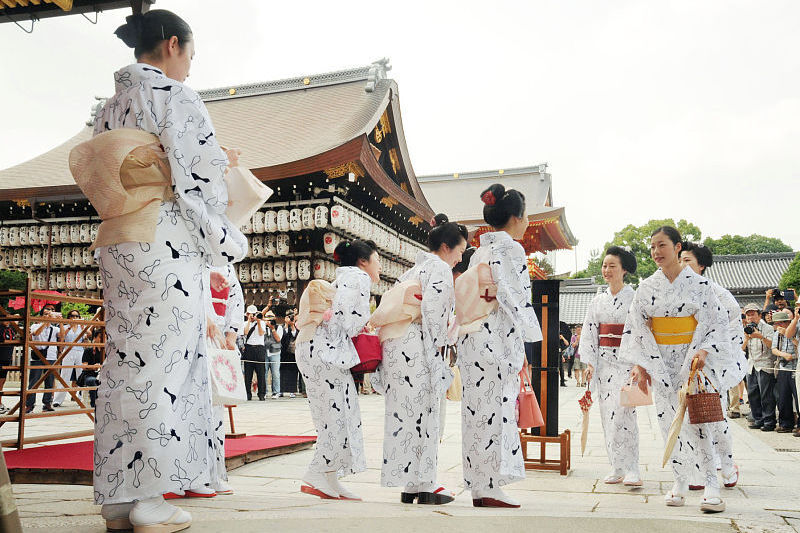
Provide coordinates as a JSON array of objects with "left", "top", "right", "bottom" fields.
[
  {"left": 480, "top": 183, "right": 526, "bottom": 228},
  {"left": 605, "top": 246, "right": 637, "bottom": 274},
  {"left": 680, "top": 241, "right": 713, "bottom": 273},
  {"left": 650, "top": 225, "right": 682, "bottom": 245},
  {"left": 334, "top": 239, "right": 377, "bottom": 267},
  {"left": 428, "top": 213, "right": 468, "bottom": 251},
  {"left": 115, "top": 9, "right": 192, "bottom": 59},
  {"left": 452, "top": 246, "right": 476, "bottom": 275}
]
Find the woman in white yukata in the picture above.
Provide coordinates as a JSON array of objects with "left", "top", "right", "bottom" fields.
[
  {"left": 679, "top": 241, "right": 745, "bottom": 491},
  {"left": 580, "top": 246, "right": 642, "bottom": 487},
  {"left": 296, "top": 240, "right": 380, "bottom": 500},
  {"left": 619, "top": 226, "right": 733, "bottom": 514},
  {"left": 372, "top": 214, "right": 467, "bottom": 505},
  {"left": 204, "top": 264, "right": 245, "bottom": 496},
  {"left": 456, "top": 184, "right": 542, "bottom": 508},
  {"left": 85, "top": 10, "right": 247, "bottom": 532}
]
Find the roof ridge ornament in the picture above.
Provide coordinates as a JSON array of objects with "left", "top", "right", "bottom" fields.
[{"left": 365, "top": 58, "right": 391, "bottom": 93}]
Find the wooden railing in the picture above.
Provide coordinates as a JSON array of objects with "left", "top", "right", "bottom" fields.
[{"left": 0, "top": 281, "right": 104, "bottom": 449}]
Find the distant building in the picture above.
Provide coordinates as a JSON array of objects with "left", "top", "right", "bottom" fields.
[
  {"left": 559, "top": 278, "right": 604, "bottom": 327},
  {"left": 705, "top": 252, "right": 796, "bottom": 308}
]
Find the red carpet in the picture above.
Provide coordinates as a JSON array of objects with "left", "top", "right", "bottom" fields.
[{"left": 4, "top": 435, "right": 317, "bottom": 473}]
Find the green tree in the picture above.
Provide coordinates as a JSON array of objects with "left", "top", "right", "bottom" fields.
[
  {"left": 573, "top": 219, "right": 702, "bottom": 284},
  {"left": 61, "top": 302, "right": 91, "bottom": 318},
  {"left": 781, "top": 252, "right": 800, "bottom": 296},
  {"left": 0, "top": 270, "right": 27, "bottom": 310},
  {"left": 703, "top": 234, "right": 792, "bottom": 255}
]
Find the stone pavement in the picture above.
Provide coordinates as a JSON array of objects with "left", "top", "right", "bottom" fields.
[{"left": 4, "top": 385, "right": 800, "bottom": 532}]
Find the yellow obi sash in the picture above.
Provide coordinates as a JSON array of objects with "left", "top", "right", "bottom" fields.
[
  {"left": 650, "top": 316, "right": 698, "bottom": 345},
  {"left": 369, "top": 279, "right": 422, "bottom": 343}
]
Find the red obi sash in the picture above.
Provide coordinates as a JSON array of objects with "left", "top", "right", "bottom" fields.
[
  {"left": 598, "top": 323, "right": 624, "bottom": 348},
  {"left": 211, "top": 285, "right": 230, "bottom": 317}
]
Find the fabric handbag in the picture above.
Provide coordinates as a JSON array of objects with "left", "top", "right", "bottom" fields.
[
  {"left": 619, "top": 377, "right": 653, "bottom": 407},
  {"left": 350, "top": 333, "right": 382, "bottom": 373},
  {"left": 224, "top": 166, "right": 273, "bottom": 228},
  {"left": 209, "top": 345, "right": 247, "bottom": 406},
  {"left": 517, "top": 368, "right": 545, "bottom": 428},
  {"left": 446, "top": 365, "right": 462, "bottom": 401}
]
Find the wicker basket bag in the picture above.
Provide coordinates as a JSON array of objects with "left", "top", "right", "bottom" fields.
[{"left": 686, "top": 366, "right": 724, "bottom": 424}]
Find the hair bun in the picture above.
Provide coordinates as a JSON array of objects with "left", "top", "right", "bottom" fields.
[
  {"left": 430, "top": 213, "right": 449, "bottom": 227},
  {"left": 114, "top": 14, "right": 144, "bottom": 48},
  {"left": 481, "top": 184, "right": 505, "bottom": 206}
]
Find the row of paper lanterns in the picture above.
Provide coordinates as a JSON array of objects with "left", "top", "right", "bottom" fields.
[
  {"left": 0, "top": 223, "right": 99, "bottom": 247},
  {"left": 242, "top": 204, "right": 426, "bottom": 263},
  {"left": 1, "top": 246, "right": 95, "bottom": 270}
]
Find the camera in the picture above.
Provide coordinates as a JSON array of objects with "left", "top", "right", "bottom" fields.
[
  {"left": 256, "top": 312, "right": 263, "bottom": 320},
  {"left": 744, "top": 324, "right": 757, "bottom": 335}
]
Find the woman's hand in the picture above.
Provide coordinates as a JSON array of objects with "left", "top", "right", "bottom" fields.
[
  {"left": 210, "top": 271, "right": 229, "bottom": 293},
  {"left": 692, "top": 349, "right": 708, "bottom": 370},
  {"left": 207, "top": 322, "right": 225, "bottom": 348},
  {"left": 630, "top": 365, "right": 651, "bottom": 393},
  {"left": 584, "top": 364, "right": 594, "bottom": 383},
  {"left": 225, "top": 147, "right": 242, "bottom": 168}
]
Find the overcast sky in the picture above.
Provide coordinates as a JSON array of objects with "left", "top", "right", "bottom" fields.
[{"left": 1, "top": 0, "right": 798, "bottom": 272}]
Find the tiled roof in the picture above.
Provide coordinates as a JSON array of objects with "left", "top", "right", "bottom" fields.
[
  {"left": 0, "top": 60, "right": 394, "bottom": 199},
  {"left": 559, "top": 278, "right": 604, "bottom": 326},
  {"left": 705, "top": 252, "right": 796, "bottom": 293}
]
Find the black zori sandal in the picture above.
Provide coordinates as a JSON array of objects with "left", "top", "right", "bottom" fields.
[{"left": 400, "top": 491, "right": 454, "bottom": 505}]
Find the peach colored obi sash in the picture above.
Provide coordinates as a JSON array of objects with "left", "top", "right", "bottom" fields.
[
  {"left": 69, "top": 129, "right": 173, "bottom": 250},
  {"left": 296, "top": 280, "right": 337, "bottom": 343},
  {"left": 369, "top": 279, "right": 423, "bottom": 343},
  {"left": 454, "top": 263, "right": 498, "bottom": 335}
]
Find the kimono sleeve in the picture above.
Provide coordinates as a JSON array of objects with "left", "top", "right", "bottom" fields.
[
  {"left": 420, "top": 259, "right": 455, "bottom": 351},
  {"left": 618, "top": 287, "right": 661, "bottom": 375},
  {"left": 690, "top": 284, "right": 728, "bottom": 358},
  {"left": 579, "top": 298, "right": 600, "bottom": 369},
  {"left": 490, "top": 241, "right": 542, "bottom": 343},
  {"left": 331, "top": 271, "right": 372, "bottom": 338},
  {"left": 224, "top": 272, "right": 245, "bottom": 336},
  {"left": 145, "top": 83, "right": 248, "bottom": 266}
]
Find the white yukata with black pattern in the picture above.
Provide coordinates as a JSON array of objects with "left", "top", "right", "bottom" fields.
[
  {"left": 580, "top": 284, "right": 640, "bottom": 478},
  {"left": 693, "top": 280, "right": 746, "bottom": 485},
  {"left": 618, "top": 266, "right": 733, "bottom": 493},
  {"left": 371, "top": 251, "right": 454, "bottom": 491},
  {"left": 456, "top": 231, "right": 542, "bottom": 492},
  {"left": 296, "top": 267, "right": 372, "bottom": 476},
  {"left": 92, "top": 63, "right": 247, "bottom": 505}
]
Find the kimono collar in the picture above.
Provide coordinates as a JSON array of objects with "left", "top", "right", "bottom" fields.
[
  {"left": 653, "top": 265, "right": 694, "bottom": 285},
  {"left": 113, "top": 63, "right": 168, "bottom": 93},
  {"left": 478, "top": 230, "right": 514, "bottom": 247},
  {"left": 606, "top": 284, "right": 633, "bottom": 298},
  {"left": 414, "top": 250, "right": 441, "bottom": 267},
  {"left": 335, "top": 266, "right": 369, "bottom": 281}
]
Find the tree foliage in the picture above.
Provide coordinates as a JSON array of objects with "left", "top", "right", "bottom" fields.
[
  {"left": 781, "top": 253, "right": 800, "bottom": 293},
  {"left": 573, "top": 219, "right": 702, "bottom": 284},
  {"left": 0, "top": 270, "right": 27, "bottom": 310},
  {"left": 703, "top": 234, "right": 792, "bottom": 255}
]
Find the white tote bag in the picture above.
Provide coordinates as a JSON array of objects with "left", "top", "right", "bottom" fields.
[
  {"left": 209, "top": 345, "right": 248, "bottom": 405},
  {"left": 224, "top": 166, "right": 273, "bottom": 228}
]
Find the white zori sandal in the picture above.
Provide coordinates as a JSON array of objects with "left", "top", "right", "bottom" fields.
[
  {"left": 603, "top": 473, "right": 624, "bottom": 484},
  {"left": 664, "top": 492, "right": 685, "bottom": 507},
  {"left": 700, "top": 497, "right": 725, "bottom": 513}
]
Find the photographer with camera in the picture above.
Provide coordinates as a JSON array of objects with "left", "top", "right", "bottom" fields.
[
  {"left": 26, "top": 304, "right": 61, "bottom": 413},
  {"left": 263, "top": 311, "right": 284, "bottom": 398},
  {"left": 743, "top": 303, "right": 776, "bottom": 431},
  {"left": 243, "top": 305, "right": 267, "bottom": 401},
  {"left": 280, "top": 311, "right": 300, "bottom": 398},
  {"left": 764, "top": 288, "right": 796, "bottom": 313},
  {"left": 771, "top": 311, "right": 798, "bottom": 433}
]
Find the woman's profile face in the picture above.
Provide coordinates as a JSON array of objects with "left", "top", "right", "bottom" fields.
[
  {"left": 163, "top": 36, "right": 194, "bottom": 82},
  {"left": 358, "top": 251, "right": 382, "bottom": 283}
]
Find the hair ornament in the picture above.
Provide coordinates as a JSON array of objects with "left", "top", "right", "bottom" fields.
[{"left": 481, "top": 190, "right": 496, "bottom": 206}]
